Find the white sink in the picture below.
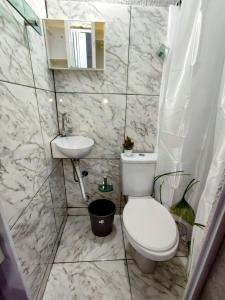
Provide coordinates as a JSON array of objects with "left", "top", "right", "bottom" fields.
[{"left": 51, "top": 136, "right": 94, "bottom": 159}]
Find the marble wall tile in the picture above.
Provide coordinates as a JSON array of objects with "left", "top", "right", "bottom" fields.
[
  {"left": 63, "top": 159, "right": 121, "bottom": 207},
  {"left": 125, "top": 95, "right": 158, "bottom": 152},
  {"left": 25, "top": 0, "right": 47, "bottom": 17},
  {"left": 36, "top": 89, "right": 59, "bottom": 174},
  {"left": 0, "top": 0, "right": 34, "bottom": 86},
  {"left": 49, "top": 161, "right": 67, "bottom": 232},
  {"left": 55, "top": 216, "right": 125, "bottom": 262},
  {"left": 27, "top": 27, "right": 54, "bottom": 91},
  {"left": 128, "top": 257, "right": 187, "bottom": 300},
  {"left": 43, "top": 261, "right": 132, "bottom": 300},
  {"left": 57, "top": 93, "right": 126, "bottom": 158},
  {"left": 11, "top": 180, "right": 57, "bottom": 300},
  {"left": 0, "top": 81, "right": 47, "bottom": 227},
  {"left": 47, "top": 1, "right": 130, "bottom": 93},
  {"left": 128, "top": 6, "right": 168, "bottom": 95}
]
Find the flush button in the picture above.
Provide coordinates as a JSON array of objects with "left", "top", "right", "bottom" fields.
[{"left": 139, "top": 153, "right": 145, "bottom": 156}]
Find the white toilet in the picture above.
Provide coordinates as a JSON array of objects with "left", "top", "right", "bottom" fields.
[{"left": 121, "top": 153, "right": 179, "bottom": 273}]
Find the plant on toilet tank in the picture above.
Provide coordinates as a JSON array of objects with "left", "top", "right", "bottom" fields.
[{"left": 123, "top": 136, "right": 134, "bottom": 156}]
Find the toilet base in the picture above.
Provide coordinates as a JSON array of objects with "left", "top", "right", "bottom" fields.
[{"left": 130, "top": 244, "right": 156, "bottom": 274}]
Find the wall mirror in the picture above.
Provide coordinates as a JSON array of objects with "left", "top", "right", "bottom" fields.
[{"left": 43, "top": 19, "right": 105, "bottom": 70}]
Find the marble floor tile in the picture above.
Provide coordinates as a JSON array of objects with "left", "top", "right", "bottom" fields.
[
  {"left": 43, "top": 261, "right": 132, "bottom": 300},
  {"left": 128, "top": 257, "right": 187, "bottom": 300},
  {"left": 55, "top": 216, "right": 125, "bottom": 262}
]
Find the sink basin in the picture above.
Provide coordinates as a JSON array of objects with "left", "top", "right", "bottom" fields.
[{"left": 52, "top": 136, "right": 94, "bottom": 159}]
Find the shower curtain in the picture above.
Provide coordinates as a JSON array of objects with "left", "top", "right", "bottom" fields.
[{"left": 156, "top": 0, "right": 225, "bottom": 276}]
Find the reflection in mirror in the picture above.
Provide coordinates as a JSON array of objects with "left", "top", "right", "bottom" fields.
[{"left": 67, "top": 21, "right": 94, "bottom": 69}]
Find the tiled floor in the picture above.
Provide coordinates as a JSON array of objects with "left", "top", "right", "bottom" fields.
[{"left": 42, "top": 216, "right": 187, "bottom": 300}]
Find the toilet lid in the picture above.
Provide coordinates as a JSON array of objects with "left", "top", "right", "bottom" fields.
[{"left": 123, "top": 196, "right": 178, "bottom": 252}]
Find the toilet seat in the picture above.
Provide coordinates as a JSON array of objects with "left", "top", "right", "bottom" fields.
[{"left": 123, "top": 196, "right": 179, "bottom": 261}]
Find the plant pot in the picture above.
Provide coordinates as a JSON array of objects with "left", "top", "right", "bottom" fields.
[{"left": 124, "top": 149, "right": 133, "bottom": 156}]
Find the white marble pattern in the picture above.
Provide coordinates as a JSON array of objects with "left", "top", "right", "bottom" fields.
[
  {"left": 0, "top": 0, "right": 34, "bottom": 86},
  {"left": 36, "top": 89, "right": 59, "bottom": 174},
  {"left": 128, "top": 6, "right": 168, "bottom": 94},
  {"left": 63, "top": 159, "right": 121, "bottom": 208},
  {"left": 43, "top": 261, "right": 132, "bottom": 300},
  {"left": 49, "top": 161, "right": 67, "bottom": 232},
  {"left": 128, "top": 257, "right": 187, "bottom": 300},
  {"left": 125, "top": 95, "right": 158, "bottom": 152},
  {"left": 57, "top": 93, "right": 126, "bottom": 158},
  {"left": 11, "top": 180, "right": 57, "bottom": 300},
  {"left": 55, "top": 216, "right": 125, "bottom": 262},
  {"left": 0, "top": 81, "right": 47, "bottom": 227},
  {"left": 27, "top": 26, "right": 54, "bottom": 91},
  {"left": 47, "top": 1, "right": 130, "bottom": 93},
  {"left": 25, "top": 0, "right": 47, "bottom": 17}
]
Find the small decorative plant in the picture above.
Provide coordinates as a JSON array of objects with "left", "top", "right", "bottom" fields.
[{"left": 123, "top": 136, "right": 134, "bottom": 151}]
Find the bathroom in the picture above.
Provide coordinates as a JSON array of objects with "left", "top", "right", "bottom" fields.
[{"left": 0, "top": 0, "right": 225, "bottom": 299}]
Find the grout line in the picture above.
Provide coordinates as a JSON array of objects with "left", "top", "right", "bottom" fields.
[
  {"left": 0, "top": 78, "right": 54, "bottom": 94},
  {"left": 123, "top": 5, "right": 132, "bottom": 152},
  {"left": 37, "top": 215, "right": 68, "bottom": 300},
  {"left": 44, "top": 0, "right": 49, "bottom": 18},
  {"left": 10, "top": 160, "right": 61, "bottom": 230},
  {"left": 52, "top": 71, "right": 60, "bottom": 133},
  {"left": 62, "top": 159, "right": 70, "bottom": 209},
  {"left": 119, "top": 215, "right": 134, "bottom": 300},
  {"left": 126, "top": 6, "right": 132, "bottom": 96},
  {"left": 55, "top": 90, "right": 159, "bottom": 97},
  {"left": 53, "top": 258, "right": 132, "bottom": 264}
]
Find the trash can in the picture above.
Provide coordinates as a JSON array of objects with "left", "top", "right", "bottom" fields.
[{"left": 88, "top": 199, "right": 116, "bottom": 237}]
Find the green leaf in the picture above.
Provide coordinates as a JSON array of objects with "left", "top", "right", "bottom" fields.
[
  {"left": 170, "top": 198, "right": 195, "bottom": 225},
  {"left": 151, "top": 170, "right": 190, "bottom": 198},
  {"left": 193, "top": 223, "right": 205, "bottom": 229}
]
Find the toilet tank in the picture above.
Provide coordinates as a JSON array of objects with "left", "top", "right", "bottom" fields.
[{"left": 121, "top": 153, "right": 157, "bottom": 197}]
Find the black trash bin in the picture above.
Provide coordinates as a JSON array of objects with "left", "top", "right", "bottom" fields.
[{"left": 88, "top": 199, "right": 116, "bottom": 237}]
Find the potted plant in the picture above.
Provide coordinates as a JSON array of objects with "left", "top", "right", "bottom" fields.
[{"left": 123, "top": 136, "right": 134, "bottom": 156}]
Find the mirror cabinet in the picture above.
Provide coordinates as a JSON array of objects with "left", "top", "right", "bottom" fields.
[{"left": 43, "top": 19, "right": 105, "bottom": 70}]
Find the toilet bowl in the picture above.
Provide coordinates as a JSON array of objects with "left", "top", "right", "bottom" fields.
[
  {"left": 121, "top": 152, "right": 179, "bottom": 273},
  {"left": 123, "top": 196, "right": 179, "bottom": 273}
]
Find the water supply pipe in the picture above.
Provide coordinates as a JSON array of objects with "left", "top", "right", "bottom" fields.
[{"left": 71, "top": 159, "right": 89, "bottom": 203}]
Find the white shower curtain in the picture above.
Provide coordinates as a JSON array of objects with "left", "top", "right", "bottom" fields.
[{"left": 156, "top": 0, "right": 225, "bottom": 276}]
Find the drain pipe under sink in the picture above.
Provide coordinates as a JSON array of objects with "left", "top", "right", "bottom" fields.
[{"left": 71, "top": 159, "right": 89, "bottom": 203}]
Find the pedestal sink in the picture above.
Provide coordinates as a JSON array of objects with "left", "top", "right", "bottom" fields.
[{"left": 51, "top": 136, "right": 94, "bottom": 159}]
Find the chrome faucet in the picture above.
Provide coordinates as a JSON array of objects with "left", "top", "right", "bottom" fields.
[{"left": 61, "top": 113, "right": 67, "bottom": 137}]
